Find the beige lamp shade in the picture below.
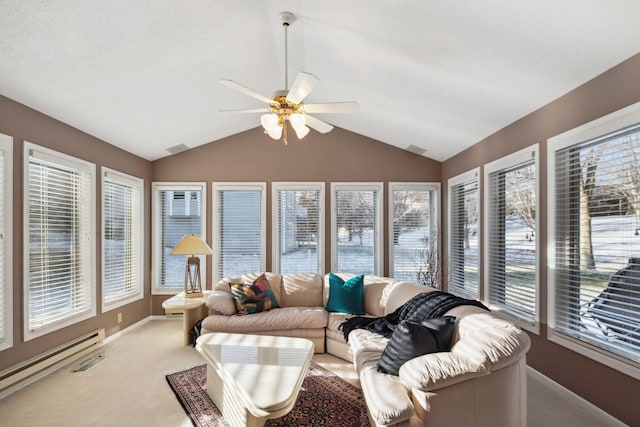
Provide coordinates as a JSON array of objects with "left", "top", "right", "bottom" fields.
[
  {"left": 170, "top": 235, "right": 211, "bottom": 298},
  {"left": 170, "top": 235, "right": 212, "bottom": 256}
]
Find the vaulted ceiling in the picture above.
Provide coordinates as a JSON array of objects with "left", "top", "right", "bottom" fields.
[{"left": 1, "top": 1, "right": 639, "bottom": 161}]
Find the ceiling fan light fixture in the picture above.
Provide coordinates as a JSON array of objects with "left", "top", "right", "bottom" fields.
[
  {"left": 261, "top": 113, "right": 279, "bottom": 131},
  {"left": 289, "top": 112, "right": 306, "bottom": 130},
  {"left": 293, "top": 124, "right": 310, "bottom": 139},
  {"left": 267, "top": 122, "right": 283, "bottom": 140}
]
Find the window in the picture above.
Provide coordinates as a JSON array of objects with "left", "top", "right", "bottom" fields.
[
  {"left": 152, "top": 182, "right": 206, "bottom": 294},
  {"left": 331, "top": 183, "right": 383, "bottom": 275},
  {"left": 272, "top": 182, "right": 324, "bottom": 274},
  {"left": 389, "top": 183, "right": 439, "bottom": 284},
  {"left": 448, "top": 169, "right": 480, "bottom": 299},
  {"left": 548, "top": 101, "right": 640, "bottom": 379},
  {"left": 213, "top": 183, "right": 266, "bottom": 281},
  {"left": 484, "top": 145, "right": 539, "bottom": 333},
  {"left": 102, "top": 168, "right": 144, "bottom": 311},
  {"left": 24, "top": 143, "right": 96, "bottom": 340},
  {"left": 0, "top": 134, "right": 12, "bottom": 351}
]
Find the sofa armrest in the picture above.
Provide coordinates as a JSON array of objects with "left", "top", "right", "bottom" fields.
[
  {"left": 359, "top": 363, "right": 415, "bottom": 426},
  {"left": 398, "top": 352, "right": 488, "bottom": 392},
  {"left": 205, "top": 290, "right": 237, "bottom": 315}
]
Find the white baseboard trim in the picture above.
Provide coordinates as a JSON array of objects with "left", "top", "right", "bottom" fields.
[
  {"left": 103, "top": 316, "right": 152, "bottom": 344},
  {"left": 527, "top": 366, "right": 626, "bottom": 427}
]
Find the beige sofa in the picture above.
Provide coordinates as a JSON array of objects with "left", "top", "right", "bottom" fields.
[{"left": 200, "top": 272, "right": 531, "bottom": 427}]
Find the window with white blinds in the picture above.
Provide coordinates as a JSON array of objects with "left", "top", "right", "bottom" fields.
[
  {"left": 448, "top": 169, "right": 480, "bottom": 299},
  {"left": 102, "top": 168, "right": 143, "bottom": 311},
  {"left": 152, "top": 182, "right": 206, "bottom": 294},
  {"left": 213, "top": 183, "right": 266, "bottom": 282},
  {"left": 272, "top": 183, "right": 324, "bottom": 274},
  {"left": 24, "top": 143, "right": 96, "bottom": 340},
  {"left": 389, "top": 183, "right": 439, "bottom": 284},
  {"left": 331, "top": 183, "right": 383, "bottom": 275},
  {"left": 0, "top": 135, "right": 12, "bottom": 351},
  {"left": 548, "top": 102, "right": 640, "bottom": 379},
  {"left": 485, "top": 145, "right": 539, "bottom": 332}
]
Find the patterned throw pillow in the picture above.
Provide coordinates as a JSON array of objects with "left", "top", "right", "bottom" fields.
[{"left": 230, "top": 273, "right": 280, "bottom": 314}]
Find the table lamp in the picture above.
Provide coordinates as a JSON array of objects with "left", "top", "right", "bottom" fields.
[{"left": 170, "top": 235, "right": 212, "bottom": 298}]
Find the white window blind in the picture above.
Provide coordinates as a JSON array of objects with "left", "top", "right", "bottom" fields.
[
  {"left": 331, "top": 183, "right": 383, "bottom": 275},
  {"left": 485, "top": 146, "right": 539, "bottom": 331},
  {"left": 448, "top": 169, "right": 480, "bottom": 299},
  {"left": 550, "top": 115, "right": 640, "bottom": 375},
  {"left": 102, "top": 169, "right": 143, "bottom": 311},
  {"left": 152, "top": 183, "right": 206, "bottom": 294},
  {"left": 213, "top": 183, "right": 266, "bottom": 281},
  {"left": 0, "top": 135, "right": 12, "bottom": 351},
  {"left": 24, "top": 143, "right": 95, "bottom": 339},
  {"left": 273, "top": 183, "right": 324, "bottom": 274},
  {"left": 390, "top": 183, "right": 439, "bottom": 284}
]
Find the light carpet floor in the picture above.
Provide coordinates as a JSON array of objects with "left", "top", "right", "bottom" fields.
[{"left": 0, "top": 318, "right": 623, "bottom": 427}]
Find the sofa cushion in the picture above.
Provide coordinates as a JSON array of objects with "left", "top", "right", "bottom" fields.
[
  {"left": 326, "top": 273, "right": 365, "bottom": 314},
  {"left": 377, "top": 317, "right": 457, "bottom": 376},
  {"left": 201, "top": 306, "right": 328, "bottom": 333},
  {"left": 281, "top": 273, "right": 323, "bottom": 307},
  {"left": 230, "top": 273, "right": 279, "bottom": 314},
  {"left": 206, "top": 290, "right": 236, "bottom": 315}
]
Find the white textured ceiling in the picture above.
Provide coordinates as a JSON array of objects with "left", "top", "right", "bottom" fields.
[{"left": 1, "top": 1, "right": 639, "bottom": 161}]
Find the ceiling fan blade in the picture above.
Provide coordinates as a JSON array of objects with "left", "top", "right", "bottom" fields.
[
  {"left": 220, "top": 79, "right": 275, "bottom": 105},
  {"left": 286, "top": 72, "right": 320, "bottom": 105},
  {"left": 303, "top": 102, "right": 359, "bottom": 114},
  {"left": 219, "top": 107, "right": 271, "bottom": 114},
  {"left": 304, "top": 114, "right": 334, "bottom": 134}
]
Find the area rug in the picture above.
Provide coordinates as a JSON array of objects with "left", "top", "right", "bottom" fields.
[{"left": 166, "top": 361, "right": 371, "bottom": 427}]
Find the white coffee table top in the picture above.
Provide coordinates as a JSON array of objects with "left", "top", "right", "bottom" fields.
[{"left": 196, "top": 333, "right": 314, "bottom": 415}]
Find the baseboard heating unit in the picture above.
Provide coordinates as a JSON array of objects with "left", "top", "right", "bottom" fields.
[{"left": 0, "top": 328, "right": 105, "bottom": 398}]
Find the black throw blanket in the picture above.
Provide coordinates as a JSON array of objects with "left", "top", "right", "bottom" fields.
[{"left": 340, "top": 291, "right": 489, "bottom": 342}]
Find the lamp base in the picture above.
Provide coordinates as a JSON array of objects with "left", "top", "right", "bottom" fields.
[{"left": 184, "top": 256, "right": 204, "bottom": 298}]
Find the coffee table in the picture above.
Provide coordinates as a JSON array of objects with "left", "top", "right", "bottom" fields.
[{"left": 196, "top": 333, "right": 314, "bottom": 427}]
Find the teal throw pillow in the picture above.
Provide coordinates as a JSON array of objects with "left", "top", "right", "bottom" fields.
[{"left": 326, "top": 273, "right": 365, "bottom": 314}]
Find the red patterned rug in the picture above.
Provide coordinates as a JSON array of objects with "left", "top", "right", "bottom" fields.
[{"left": 166, "top": 361, "right": 371, "bottom": 427}]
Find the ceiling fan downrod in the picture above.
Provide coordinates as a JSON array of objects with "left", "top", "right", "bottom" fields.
[{"left": 280, "top": 12, "right": 295, "bottom": 91}]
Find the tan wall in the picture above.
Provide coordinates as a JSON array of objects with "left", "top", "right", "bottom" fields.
[
  {"left": 0, "top": 95, "right": 153, "bottom": 371},
  {"left": 151, "top": 126, "right": 442, "bottom": 311},
  {"left": 441, "top": 53, "right": 640, "bottom": 425}
]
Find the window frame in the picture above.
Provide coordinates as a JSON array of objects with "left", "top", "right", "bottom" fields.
[
  {"left": 447, "top": 168, "right": 481, "bottom": 300},
  {"left": 547, "top": 100, "right": 640, "bottom": 380},
  {"left": 101, "top": 167, "right": 144, "bottom": 312},
  {"left": 330, "top": 182, "right": 383, "bottom": 275},
  {"left": 23, "top": 142, "right": 97, "bottom": 341},
  {"left": 483, "top": 144, "right": 540, "bottom": 334},
  {"left": 271, "top": 182, "right": 325, "bottom": 275},
  {"left": 0, "top": 134, "right": 12, "bottom": 351},
  {"left": 388, "top": 182, "right": 440, "bottom": 284},
  {"left": 212, "top": 182, "right": 266, "bottom": 283},
  {"left": 151, "top": 182, "right": 207, "bottom": 295}
]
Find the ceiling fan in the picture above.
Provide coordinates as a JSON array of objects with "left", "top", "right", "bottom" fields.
[{"left": 219, "top": 12, "right": 359, "bottom": 145}]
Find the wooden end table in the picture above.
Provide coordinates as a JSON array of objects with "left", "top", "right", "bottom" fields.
[{"left": 162, "top": 291, "right": 210, "bottom": 345}]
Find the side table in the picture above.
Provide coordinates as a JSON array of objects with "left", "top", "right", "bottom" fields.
[{"left": 162, "top": 291, "right": 211, "bottom": 345}]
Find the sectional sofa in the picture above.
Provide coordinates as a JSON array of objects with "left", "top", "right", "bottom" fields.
[{"left": 200, "top": 272, "right": 531, "bottom": 427}]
